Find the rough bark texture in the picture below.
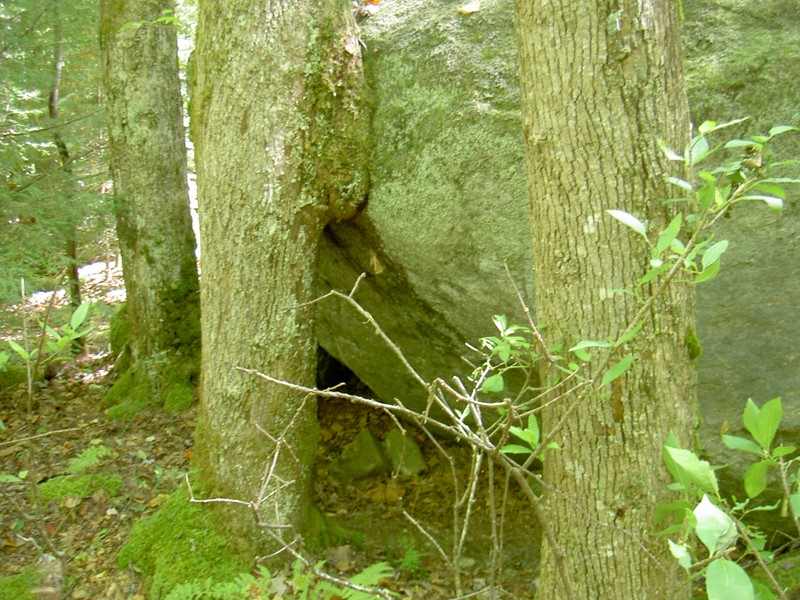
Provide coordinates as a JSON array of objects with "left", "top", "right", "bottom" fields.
[
  {"left": 515, "top": 3, "right": 694, "bottom": 599},
  {"left": 191, "top": 0, "right": 370, "bottom": 557},
  {"left": 100, "top": 0, "right": 200, "bottom": 409}
]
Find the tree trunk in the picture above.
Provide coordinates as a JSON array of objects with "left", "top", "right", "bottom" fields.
[
  {"left": 191, "top": 0, "right": 370, "bottom": 558},
  {"left": 48, "top": 0, "right": 84, "bottom": 353},
  {"left": 514, "top": 3, "right": 695, "bottom": 598},
  {"left": 99, "top": 0, "right": 200, "bottom": 412}
]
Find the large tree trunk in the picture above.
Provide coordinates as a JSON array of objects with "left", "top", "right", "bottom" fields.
[
  {"left": 100, "top": 0, "right": 200, "bottom": 413},
  {"left": 190, "top": 0, "right": 370, "bottom": 558},
  {"left": 515, "top": 3, "right": 695, "bottom": 598}
]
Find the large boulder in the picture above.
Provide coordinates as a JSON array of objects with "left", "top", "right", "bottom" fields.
[
  {"left": 316, "top": 0, "right": 800, "bottom": 514},
  {"left": 317, "top": 0, "right": 529, "bottom": 414}
]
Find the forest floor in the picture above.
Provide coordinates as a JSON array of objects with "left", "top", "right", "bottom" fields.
[{"left": 0, "top": 264, "right": 541, "bottom": 599}]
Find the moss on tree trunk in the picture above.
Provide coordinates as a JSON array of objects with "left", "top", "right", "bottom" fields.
[
  {"left": 190, "top": 0, "right": 371, "bottom": 560},
  {"left": 99, "top": 0, "right": 200, "bottom": 416}
]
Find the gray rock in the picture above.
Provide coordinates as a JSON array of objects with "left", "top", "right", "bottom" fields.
[
  {"left": 329, "top": 428, "right": 387, "bottom": 482},
  {"left": 383, "top": 429, "right": 427, "bottom": 478}
]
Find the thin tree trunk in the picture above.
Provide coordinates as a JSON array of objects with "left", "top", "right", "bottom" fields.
[
  {"left": 191, "top": 0, "right": 370, "bottom": 559},
  {"left": 48, "top": 0, "right": 83, "bottom": 354},
  {"left": 514, "top": 3, "right": 695, "bottom": 598},
  {"left": 100, "top": 0, "right": 200, "bottom": 410}
]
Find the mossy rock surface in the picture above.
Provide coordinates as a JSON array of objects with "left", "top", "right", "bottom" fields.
[{"left": 314, "top": 0, "right": 799, "bottom": 514}]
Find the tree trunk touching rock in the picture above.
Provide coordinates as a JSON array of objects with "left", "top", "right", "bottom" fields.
[{"left": 191, "top": 0, "right": 370, "bottom": 559}]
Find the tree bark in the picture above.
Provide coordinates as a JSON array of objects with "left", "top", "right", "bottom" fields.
[
  {"left": 514, "top": 3, "right": 694, "bottom": 598},
  {"left": 48, "top": 0, "right": 84, "bottom": 353},
  {"left": 191, "top": 0, "right": 370, "bottom": 558},
  {"left": 99, "top": 0, "right": 200, "bottom": 409}
]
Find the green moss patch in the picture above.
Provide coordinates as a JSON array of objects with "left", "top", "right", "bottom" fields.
[
  {"left": 118, "top": 486, "right": 249, "bottom": 598},
  {"left": 103, "top": 365, "right": 151, "bottom": 419},
  {"left": 0, "top": 571, "right": 36, "bottom": 600},
  {"left": 104, "top": 353, "right": 196, "bottom": 419},
  {"left": 108, "top": 303, "right": 131, "bottom": 372},
  {"left": 105, "top": 301, "right": 198, "bottom": 418},
  {"left": 38, "top": 473, "right": 123, "bottom": 504}
]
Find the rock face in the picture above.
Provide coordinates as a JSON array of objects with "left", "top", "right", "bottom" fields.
[
  {"left": 316, "top": 0, "right": 799, "bottom": 509},
  {"left": 317, "top": 0, "right": 529, "bottom": 415}
]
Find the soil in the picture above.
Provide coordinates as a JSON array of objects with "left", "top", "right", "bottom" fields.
[{"left": 0, "top": 265, "right": 541, "bottom": 599}]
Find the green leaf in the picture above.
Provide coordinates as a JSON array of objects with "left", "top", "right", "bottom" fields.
[
  {"left": 758, "top": 177, "right": 800, "bottom": 184},
  {"left": 600, "top": 355, "right": 633, "bottom": 387},
  {"left": 572, "top": 347, "right": 590, "bottom": 361},
  {"left": 569, "top": 340, "right": 611, "bottom": 361},
  {"left": 510, "top": 422, "right": 539, "bottom": 449},
  {"left": 694, "top": 496, "right": 737, "bottom": 555},
  {"left": 697, "top": 179, "right": 717, "bottom": 211},
  {"left": 495, "top": 341, "right": 511, "bottom": 362},
  {"left": 70, "top": 303, "right": 90, "bottom": 330},
  {"left": 744, "top": 460, "right": 769, "bottom": 498},
  {"left": 691, "top": 134, "right": 709, "bottom": 163},
  {"left": 752, "top": 183, "right": 786, "bottom": 199},
  {"left": 654, "top": 498, "right": 692, "bottom": 527},
  {"left": 771, "top": 445, "right": 796, "bottom": 458},
  {"left": 347, "top": 561, "right": 395, "bottom": 593},
  {"left": 722, "top": 435, "right": 762, "bottom": 455},
  {"left": 724, "top": 138, "right": 758, "bottom": 149},
  {"left": 655, "top": 214, "right": 682, "bottom": 256},
  {"left": 569, "top": 340, "right": 613, "bottom": 351},
  {"left": 663, "top": 446, "right": 719, "bottom": 495},
  {"left": 615, "top": 320, "right": 644, "bottom": 347},
  {"left": 698, "top": 121, "right": 717, "bottom": 134},
  {"left": 743, "top": 397, "right": 782, "bottom": 450},
  {"left": 695, "top": 260, "right": 721, "bottom": 284},
  {"left": 668, "top": 540, "right": 692, "bottom": 570},
  {"left": 702, "top": 240, "right": 729, "bottom": 269},
  {"left": 526, "top": 414, "right": 540, "bottom": 443},
  {"left": 7, "top": 339, "right": 29, "bottom": 361},
  {"left": 606, "top": 210, "right": 647, "bottom": 237},
  {"left": 667, "top": 176, "right": 694, "bottom": 192},
  {"left": 706, "top": 559, "right": 754, "bottom": 600},
  {"left": 500, "top": 444, "right": 533, "bottom": 455},
  {"left": 739, "top": 195, "right": 784, "bottom": 211},
  {"left": 659, "top": 141, "right": 683, "bottom": 161},
  {"left": 753, "top": 581, "right": 778, "bottom": 600},
  {"left": 699, "top": 117, "right": 749, "bottom": 135},
  {"left": 790, "top": 492, "right": 800, "bottom": 519},
  {"left": 640, "top": 263, "right": 671, "bottom": 285},
  {"left": 492, "top": 314, "right": 509, "bottom": 334},
  {"left": 768, "top": 125, "right": 799, "bottom": 137},
  {"left": 481, "top": 374, "right": 504, "bottom": 393}
]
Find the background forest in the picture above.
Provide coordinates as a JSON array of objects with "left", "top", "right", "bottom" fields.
[{"left": 1, "top": 0, "right": 799, "bottom": 599}]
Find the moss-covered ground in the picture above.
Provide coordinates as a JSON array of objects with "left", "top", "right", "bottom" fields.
[{"left": 117, "top": 486, "right": 248, "bottom": 597}]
